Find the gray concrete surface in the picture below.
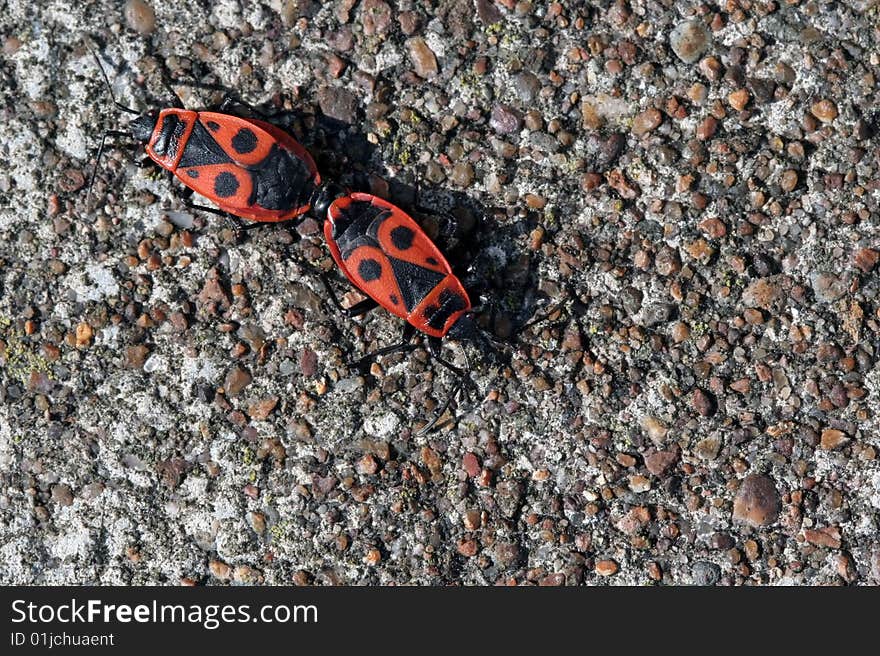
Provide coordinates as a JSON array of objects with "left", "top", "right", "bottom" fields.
[{"left": 1, "top": 0, "right": 879, "bottom": 585}]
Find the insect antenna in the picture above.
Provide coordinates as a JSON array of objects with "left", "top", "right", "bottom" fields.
[
  {"left": 90, "top": 48, "right": 140, "bottom": 115},
  {"left": 86, "top": 128, "right": 130, "bottom": 211}
]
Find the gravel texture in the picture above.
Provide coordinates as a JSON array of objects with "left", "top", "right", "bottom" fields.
[{"left": 1, "top": 1, "right": 879, "bottom": 586}]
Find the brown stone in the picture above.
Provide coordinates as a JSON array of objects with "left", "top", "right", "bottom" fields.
[
  {"left": 456, "top": 538, "right": 478, "bottom": 557},
  {"left": 421, "top": 446, "right": 442, "bottom": 477},
  {"left": 671, "top": 322, "right": 690, "bottom": 343},
  {"left": 463, "top": 510, "right": 481, "bottom": 530},
  {"left": 655, "top": 246, "right": 681, "bottom": 276},
  {"left": 406, "top": 37, "right": 438, "bottom": 78},
  {"left": 854, "top": 248, "right": 879, "bottom": 273},
  {"left": 641, "top": 416, "right": 668, "bottom": 445},
  {"left": 232, "top": 565, "right": 264, "bottom": 584},
  {"left": 729, "top": 378, "right": 750, "bottom": 394},
  {"left": 357, "top": 454, "right": 379, "bottom": 475},
  {"left": 810, "top": 99, "right": 838, "bottom": 123},
  {"left": 804, "top": 527, "right": 841, "bottom": 549},
  {"left": 780, "top": 169, "right": 798, "bottom": 193},
  {"left": 359, "top": 0, "right": 392, "bottom": 35},
  {"left": 728, "top": 89, "right": 750, "bottom": 111},
  {"left": 699, "top": 56, "right": 723, "bottom": 81},
  {"left": 732, "top": 474, "right": 779, "bottom": 527},
  {"left": 742, "top": 275, "right": 786, "bottom": 309},
  {"left": 224, "top": 366, "right": 252, "bottom": 396},
  {"left": 645, "top": 448, "right": 679, "bottom": 476},
  {"left": 209, "top": 559, "right": 231, "bottom": 580},
  {"left": 743, "top": 308, "right": 764, "bottom": 325},
  {"left": 595, "top": 559, "right": 619, "bottom": 576},
  {"left": 632, "top": 108, "right": 662, "bottom": 136},
  {"left": 247, "top": 397, "right": 278, "bottom": 421},
  {"left": 692, "top": 388, "right": 716, "bottom": 416},
  {"left": 669, "top": 19, "right": 710, "bottom": 63},
  {"left": 462, "top": 452, "right": 481, "bottom": 478},
  {"left": 629, "top": 475, "right": 651, "bottom": 492},
  {"left": 606, "top": 169, "right": 639, "bottom": 198},
  {"left": 124, "top": 344, "right": 150, "bottom": 369},
  {"left": 51, "top": 484, "right": 74, "bottom": 506},
  {"left": 820, "top": 428, "right": 848, "bottom": 450},
  {"left": 124, "top": 0, "right": 155, "bottom": 35},
  {"left": 198, "top": 273, "right": 230, "bottom": 311},
  {"left": 75, "top": 322, "right": 93, "bottom": 348},
  {"left": 696, "top": 116, "right": 717, "bottom": 140}
]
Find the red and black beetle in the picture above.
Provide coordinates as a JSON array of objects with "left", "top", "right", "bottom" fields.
[
  {"left": 308, "top": 186, "right": 489, "bottom": 431},
  {"left": 130, "top": 108, "right": 320, "bottom": 222},
  {"left": 90, "top": 54, "right": 320, "bottom": 225},
  {"left": 325, "top": 193, "right": 474, "bottom": 340}
]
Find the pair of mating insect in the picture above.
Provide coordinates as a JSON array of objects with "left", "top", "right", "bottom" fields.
[{"left": 92, "top": 57, "right": 498, "bottom": 432}]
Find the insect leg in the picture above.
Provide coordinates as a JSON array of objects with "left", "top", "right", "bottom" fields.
[
  {"left": 180, "top": 197, "right": 258, "bottom": 242},
  {"left": 518, "top": 299, "right": 567, "bottom": 332},
  {"left": 320, "top": 274, "right": 378, "bottom": 317},
  {"left": 426, "top": 337, "right": 475, "bottom": 384},
  {"left": 162, "top": 81, "right": 186, "bottom": 109},
  {"left": 341, "top": 298, "right": 379, "bottom": 318},
  {"left": 417, "top": 376, "right": 466, "bottom": 435},
  {"left": 215, "top": 95, "right": 287, "bottom": 122},
  {"left": 352, "top": 323, "right": 418, "bottom": 368},
  {"left": 152, "top": 56, "right": 186, "bottom": 109},
  {"left": 181, "top": 198, "right": 228, "bottom": 218},
  {"left": 418, "top": 339, "right": 477, "bottom": 434}
]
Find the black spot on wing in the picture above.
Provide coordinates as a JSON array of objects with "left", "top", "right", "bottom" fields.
[
  {"left": 389, "top": 294, "right": 400, "bottom": 306},
  {"left": 231, "top": 127, "right": 258, "bottom": 154},
  {"left": 214, "top": 171, "right": 240, "bottom": 198},
  {"left": 387, "top": 256, "right": 446, "bottom": 312},
  {"left": 207, "top": 121, "right": 220, "bottom": 131},
  {"left": 426, "top": 257, "right": 439, "bottom": 266},
  {"left": 358, "top": 258, "right": 382, "bottom": 282},
  {"left": 186, "top": 169, "right": 199, "bottom": 178},
  {"left": 390, "top": 225, "right": 415, "bottom": 250}
]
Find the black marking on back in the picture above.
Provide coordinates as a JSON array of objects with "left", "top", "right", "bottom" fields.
[
  {"left": 177, "top": 122, "right": 314, "bottom": 210},
  {"left": 178, "top": 121, "right": 234, "bottom": 168},
  {"left": 232, "top": 127, "right": 258, "bottom": 154},
  {"left": 333, "top": 202, "right": 390, "bottom": 255},
  {"left": 152, "top": 114, "right": 188, "bottom": 159},
  {"left": 186, "top": 169, "right": 199, "bottom": 178},
  {"left": 423, "top": 288, "right": 467, "bottom": 330},
  {"left": 214, "top": 172, "right": 240, "bottom": 198},
  {"left": 390, "top": 225, "right": 415, "bottom": 250},
  {"left": 426, "top": 257, "right": 439, "bottom": 265},
  {"left": 389, "top": 294, "right": 400, "bottom": 306},
  {"left": 333, "top": 200, "right": 449, "bottom": 311},
  {"left": 387, "top": 256, "right": 446, "bottom": 312},
  {"left": 358, "top": 258, "right": 382, "bottom": 282},
  {"left": 207, "top": 121, "right": 220, "bottom": 131},
  {"left": 247, "top": 143, "right": 315, "bottom": 211}
]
